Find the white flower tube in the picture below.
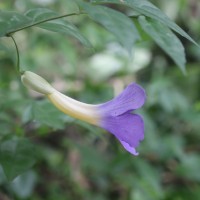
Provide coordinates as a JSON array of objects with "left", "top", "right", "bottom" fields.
[{"left": 21, "top": 71, "right": 100, "bottom": 125}]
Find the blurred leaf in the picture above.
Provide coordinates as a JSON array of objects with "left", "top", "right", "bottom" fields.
[
  {"left": 160, "top": 135, "right": 185, "bottom": 159},
  {"left": 139, "top": 111, "right": 160, "bottom": 153},
  {"left": 77, "top": 144, "right": 109, "bottom": 173},
  {"left": 180, "top": 110, "right": 200, "bottom": 131},
  {"left": 0, "top": 42, "right": 9, "bottom": 53},
  {"left": 132, "top": 159, "right": 164, "bottom": 200},
  {"left": 0, "top": 8, "right": 91, "bottom": 47},
  {"left": 139, "top": 16, "right": 186, "bottom": 73},
  {"left": 25, "top": 8, "right": 92, "bottom": 47},
  {"left": 0, "top": 138, "right": 37, "bottom": 181},
  {"left": 11, "top": 170, "right": 37, "bottom": 199},
  {"left": 42, "top": 147, "right": 64, "bottom": 168},
  {"left": 159, "top": 88, "right": 189, "bottom": 113},
  {"left": 0, "top": 10, "right": 31, "bottom": 37},
  {"left": 176, "top": 154, "right": 200, "bottom": 182},
  {"left": 0, "top": 113, "right": 13, "bottom": 136},
  {"left": 75, "top": 120, "right": 104, "bottom": 139},
  {"left": 38, "top": 21, "right": 92, "bottom": 47},
  {"left": 22, "top": 104, "right": 33, "bottom": 124},
  {"left": 0, "top": 165, "right": 6, "bottom": 184},
  {"left": 78, "top": 1, "right": 140, "bottom": 52},
  {"left": 90, "top": 0, "right": 198, "bottom": 46},
  {"left": 147, "top": 78, "right": 189, "bottom": 113},
  {"left": 31, "top": 100, "right": 67, "bottom": 130},
  {"left": 25, "top": 8, "right": 58, "bottom": 22}
]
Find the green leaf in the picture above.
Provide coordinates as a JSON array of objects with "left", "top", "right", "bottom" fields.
[
  {"left": 25, "top": 8, "right": 92, "bottom": 47},
  {"left": 90, "top": 0, "right": 198, "bottom": 46},
  {"left": 25, "top": 8, "right": 59, "bottom": 23},
  {"left": 0, "top": 138, "right": 37, "bottom": 181},
  {"left": 11, "top": 171, "right": 37, "bottom": 199},
  {"left": 78, "top": 1, "right": 140, "bottom": 52},
  {"left": 132, "top": 159, "right": 164, "bottom": 199},
  {"left": 39, "top": 21, "right": 92, "bottom": 47},
  {"left": 138, "top": 16, "right": 186, "bottom": 73},
  {"left": 32, "top": 100, "right": 67, "bottom": 130},
  {"left": 0, "top": 11, "right": 31, "bottom": 37},
  {"left": 0, "top": 8, "right": 91, "bottom": 47},
  {"left": 176, "top": 154, "right": 200, "bottom": 181},
  {"left": 0, "top": 165, "right": 6, "bottom": 184}
]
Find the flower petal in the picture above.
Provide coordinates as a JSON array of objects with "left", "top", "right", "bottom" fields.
[
  {"left": 118, "top": 139, "right": 139, "bottom": 155},
  {"left": 100, "top": 113, "right": 144, "bottom": 151},
  {"left": 99, "top": 83, "right": 146, "bottom": 117}
]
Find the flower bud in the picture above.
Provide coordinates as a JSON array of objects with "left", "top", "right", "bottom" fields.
[{"left": 21, "top": 71, "right": 55, "bottom": 95}]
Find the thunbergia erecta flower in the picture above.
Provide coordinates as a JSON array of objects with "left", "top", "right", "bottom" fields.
[{"left": 21, "top": 71, "right": 146, "bottom": 155}]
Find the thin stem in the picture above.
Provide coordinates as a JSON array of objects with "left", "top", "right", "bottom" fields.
[
  {"left": 10, "top": 35, "right": 21, "bottom": 73},
  {"left": 7, "top": 12, "right": 86, "bottom": 36}
]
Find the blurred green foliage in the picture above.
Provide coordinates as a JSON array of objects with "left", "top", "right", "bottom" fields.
[{"left": 0, "top": 0, "right": 200, "bottom": 200}]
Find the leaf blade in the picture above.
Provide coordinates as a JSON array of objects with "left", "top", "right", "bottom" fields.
[
  {"left": 0, "top": 138, "right": 37, "bottom": 181},
  {"left": 32, "top": 100, "right": 66, "bottom": 130},
  {"left": 38, "top": 20, "right": 92, "bottom": 47},
  {"left": 25, "top": 8, "right": 92, "bottom": 47},
  {"left": 90, "top": 0, "right": 198, "bottom": 46},
  {"left": 0, "top": 11, "right": 31, "bottom": 37},
  {"left": 138, "top": 16, "right": 186, "bottom": 73},
  {"left": 78, "top": 1, "right": 140, "bottom": 52}
]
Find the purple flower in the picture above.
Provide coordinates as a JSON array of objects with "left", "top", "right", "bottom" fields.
[
  {"left": 98, "top": 83, "right": 146, "bottom": 155},
  {"left": 21, "top": 71, "right": 146, "bottom": 155}
]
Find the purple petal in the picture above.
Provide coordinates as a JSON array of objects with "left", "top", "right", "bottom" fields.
[
  {"left": 100, "top": 113, "right": 144, "bottom": 152},
  {"left": 118, "top": 140, "right": 139, "bottom": 155},
  {"left": 99, "top": 83, "right": 146, "bottom": 117}
]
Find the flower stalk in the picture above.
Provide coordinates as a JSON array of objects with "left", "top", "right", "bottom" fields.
[{"left": 10, "top": 35, "right": 21, "bottom": 73}]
